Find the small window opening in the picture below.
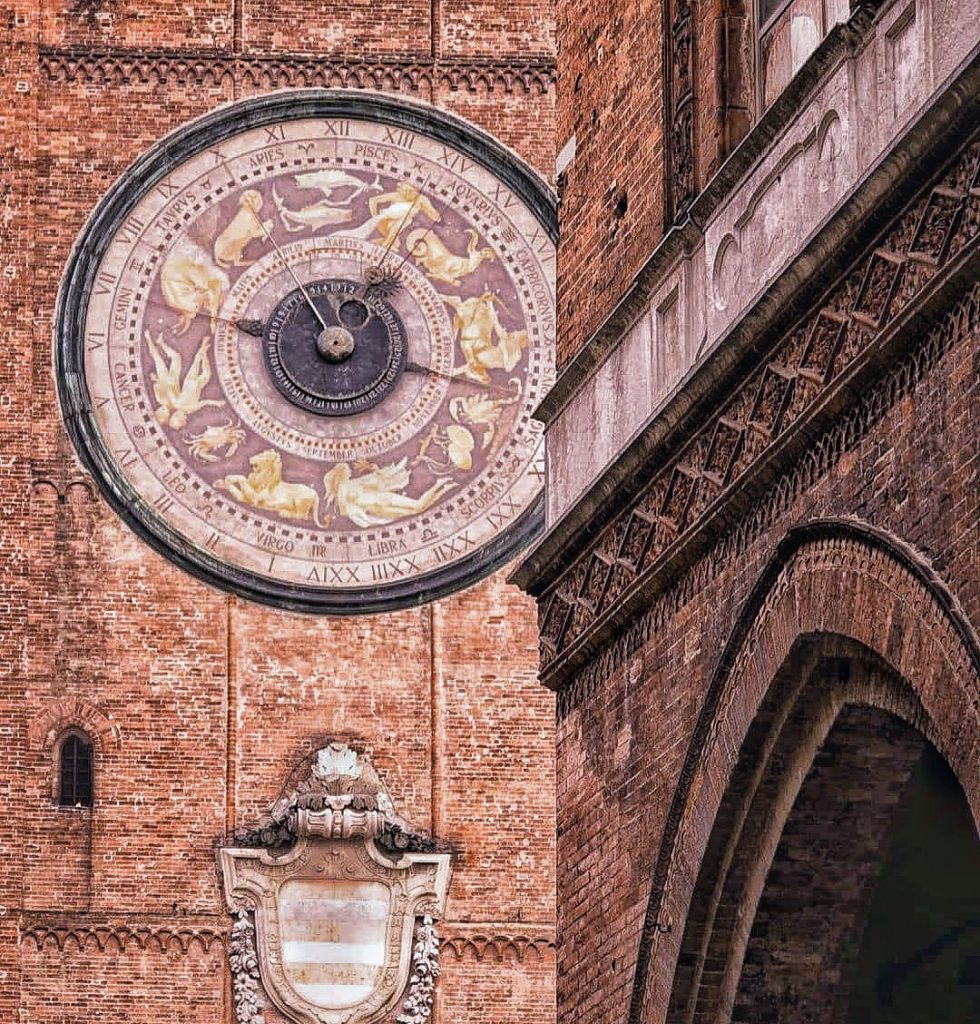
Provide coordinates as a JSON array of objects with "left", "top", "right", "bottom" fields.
[{"left": 59, "top": 733, "right": 93, "bottom": 807}]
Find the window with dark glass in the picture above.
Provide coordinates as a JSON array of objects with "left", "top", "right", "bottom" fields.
[
  {"left": 58, "top": 734, "right": 93, "bottom": 807},
  {"left": 759, "top": 0, "right": 850, "bottom": 108}
]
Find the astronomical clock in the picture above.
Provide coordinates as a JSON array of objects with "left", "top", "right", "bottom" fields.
[{"left": 56, "top": 91, "right": 556, "bottom": 613}]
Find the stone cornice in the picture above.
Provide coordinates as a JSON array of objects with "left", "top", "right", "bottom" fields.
[
  {"left": 517, "top": 92, "right": 980, "bottom": 688},
  {"left": 36, "top": 46, "right": 556, "bottom": 95},
  {"left": 533, "top": 1, "right": 886, "bottom": 429},
  {"left": 512, "top": 54, "right": 980, "bottom": 604}
]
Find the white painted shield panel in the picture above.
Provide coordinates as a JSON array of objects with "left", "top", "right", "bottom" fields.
[{"left": 278, "top": 878, "right": 390, "bottom": 1010}]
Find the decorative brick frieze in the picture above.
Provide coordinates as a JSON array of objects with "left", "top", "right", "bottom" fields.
[
  {"left": 537, "top": 132, "right": 980, "bottom": 688},
  {"left": 37, "top": 47, "right": 556, "bottom": 95}
]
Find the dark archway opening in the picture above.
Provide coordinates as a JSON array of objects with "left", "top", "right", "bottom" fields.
[
  {"left": 844, "top": 746, "right": 980, "bottom": 1024},
  {"left": 668, "top": 641, "right": 980, "bottom": 1024}
]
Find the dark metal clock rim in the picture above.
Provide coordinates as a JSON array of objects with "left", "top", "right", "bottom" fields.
[
  {"left": 262, "top": 278, "right": 406, "bottom": 416},
  {"left": 55, "top": 90, "right": 556, "bottom": 614}
]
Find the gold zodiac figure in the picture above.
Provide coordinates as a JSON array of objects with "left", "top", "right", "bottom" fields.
[
  {"left": 405, "top": 228, "right": 495, "bottom": 286},
  {"left": 367, "top": 183, "right": 441, "bottom": 249},
  {"left": 449, "top": 379, "right": 521, "bottom": 450},
  {"left": 145, "top": 330, "right": 225, "bottom": 430},
  {"left": 213, "top": 190, "right": 273, "bottom": 267},
  {"left": 272, "top": 179, "right": 355, "bottom": 234},
  {"left": 441, "top": 291, "right": 529, "bottom": 384},
  {"left": 322, "top": 458, "right": 456, "bottom": 528},
  {"left": 183, "top": 419, "right": 247, "bottom": 463},
  {"left": 416, "top": 423, "right": 476, "bottom": 472},
  {"left": 160, "top": 237, "right": 229, "bottom": 334},
  {"left": 215, "top": 450, "right": 327, "bottom": 526}
]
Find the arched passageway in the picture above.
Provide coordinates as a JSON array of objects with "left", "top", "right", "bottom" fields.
[{"left": 667, "top": 642, "right": 980, "bottom": 1024}]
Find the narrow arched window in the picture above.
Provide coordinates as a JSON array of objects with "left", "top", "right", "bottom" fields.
[{"left": 58, "top": 733, "right": 93, "bottom": 807}]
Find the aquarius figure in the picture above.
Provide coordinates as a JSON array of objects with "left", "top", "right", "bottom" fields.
[{"left": 145, "top": 330, "right": 225, "bottom": 430}]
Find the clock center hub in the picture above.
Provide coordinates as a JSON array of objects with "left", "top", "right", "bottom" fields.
[
  {"left": 263, "top": 279, "right": 407, "bottom": 417},
  {"left": 316, "top": 326, "right": 355, "bottom": 363}
]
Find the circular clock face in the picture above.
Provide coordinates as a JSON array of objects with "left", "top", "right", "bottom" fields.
[{"left": 57, "top": 92, "right": 556, "bottom": 613}]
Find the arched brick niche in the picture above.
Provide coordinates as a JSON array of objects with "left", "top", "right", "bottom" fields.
[{"left": 628, "top": 520, "right": 980, "bottom": 1023}]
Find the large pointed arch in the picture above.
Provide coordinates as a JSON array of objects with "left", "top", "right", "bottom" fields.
[{"left": 627, "top": 518, "right": 980, "bottom": 1023}]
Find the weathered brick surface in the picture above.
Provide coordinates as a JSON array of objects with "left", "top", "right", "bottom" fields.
[
  {"left": 3, "top": 2, "right": 557, "bottom": 1022},
  {"left": 554, "top": 0, "right": 666, "bottom": 368},
  {"left": 551, "top": 280, "right": 979, "bottom": 1022}
]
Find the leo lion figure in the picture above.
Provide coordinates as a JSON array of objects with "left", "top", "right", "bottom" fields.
[{"left": 216, "top": 450, "right": 328, "bottom": 526}]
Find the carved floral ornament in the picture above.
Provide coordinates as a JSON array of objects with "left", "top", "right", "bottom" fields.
[{"left": 220, "top": 744, "right": 450, "bottom": 1024}]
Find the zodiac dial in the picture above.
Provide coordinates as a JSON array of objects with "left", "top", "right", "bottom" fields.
[{"left": 57, "top": 92, "right": 556, "bottom": 613}]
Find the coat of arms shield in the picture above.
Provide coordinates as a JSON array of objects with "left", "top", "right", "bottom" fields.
[{"left": 219, "top": 745, "right": 450, "bottom": 1024}]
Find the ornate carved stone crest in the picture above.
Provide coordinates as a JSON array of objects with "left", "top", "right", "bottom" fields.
[{"left": 220, "top": 744, "right": 450, "bottom": 1024}]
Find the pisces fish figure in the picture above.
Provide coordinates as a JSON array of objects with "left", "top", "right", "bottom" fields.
[{"left": 272, "top": 183, "right": 354, "bottom": 234}]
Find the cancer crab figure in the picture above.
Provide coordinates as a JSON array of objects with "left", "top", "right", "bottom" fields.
[{"left": 183, "top": 420, "right": 247, "bottom": 463}]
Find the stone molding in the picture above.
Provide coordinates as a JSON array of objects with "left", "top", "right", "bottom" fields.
[
  {"left": 626, "top": 522, "right": 980, "bottom": 1023},
  {"left": 534, "top": 0, "right": 887, "bottom": 425},
  {"left": 528, "top": 2, "right": 978, "bottom": 529},
  {"left": 529, "top": 119, "right": 980, "bottom": 688},
  {"left": 37, "top": 47, "right": 556, "bottom": 95}
]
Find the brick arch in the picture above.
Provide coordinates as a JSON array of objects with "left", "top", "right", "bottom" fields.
[
  {"left": 27, "top": 696, "right": 121, "bottom": 753},
  {"left": 666, "top": 645, "right": 933, "bottom": 1024},
  {"left": 628, "top": 519, "right": 980, "bottom": 1024}
]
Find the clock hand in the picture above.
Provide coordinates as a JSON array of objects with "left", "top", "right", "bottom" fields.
[
  {"left": 143, "top": 296, "right": 267, "bottom": 336},
  {"left": 362, "top": 175, "right": 433, "bottom": 295},
  {"left": 404, "top": 361, "right": 517, "bottom": 397},
  {"left": 245, "top": 201, "right": 329, "bottom": 333}
]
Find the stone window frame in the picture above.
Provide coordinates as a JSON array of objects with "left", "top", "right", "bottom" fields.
[
  {"left": 51, "top": 727, "right": 95, "bottom": 809},
  {"left": 756, "top": 0, "right": 851, "bottom": 111}
]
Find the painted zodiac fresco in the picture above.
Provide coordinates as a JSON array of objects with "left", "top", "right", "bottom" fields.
[
  {"left": 216, "top": 450, "right": 326, "bottom": 525},
  {"left": 333, "top": 183, "right": 440, "bottom": 250},
  {"left": 416, "top": 423, "right": 476, "bottom": 472},
  {"left": 145, "top": 330, "right": 225, "bottom": 430},
  {"left": 449, "top": 380, "right": 521, "bottom": 451},
  {"left": 405, "top": 228, "right": 495, "bottom": 285},
  {"left": 441, "top": 291, "right": 529, "bottom": 384},
  {"left": 183, "top": 420, "right": 247, "bottom": 462},
  {"left": 322, "top": 458, "right": 456, "bottom": 528},
  {"left": 271, "top": 171, "right": 371, "bottom": 233},
  {"left": 213, "top": 190, "right": 273, "bottom": 267},
  {"left": 160, "top": 238, "right": 229, "bottom": 334}
]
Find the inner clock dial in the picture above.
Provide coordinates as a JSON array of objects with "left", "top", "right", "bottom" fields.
[{"left": 264, "top": 279, "right": 408, "bottom": 416}]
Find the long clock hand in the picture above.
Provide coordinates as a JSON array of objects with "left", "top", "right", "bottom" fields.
[
  {"left": 362, "top": 175, "right": 433, "bottom": 295},
  {"left": 248, "top": 210, "right": 329, "bottom": 334},
  {"left": 404, "top": 361, "right": 518, "bottom": 397},
  {"left": 143, "top": 296, "right": 266, "bottom": 336}
]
